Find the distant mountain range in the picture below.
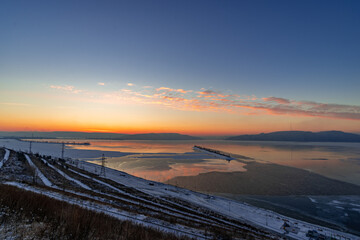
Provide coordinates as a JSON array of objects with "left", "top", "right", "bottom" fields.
[
  {"left": 226, "top": 131, "right": 360, "bottom": 142},
  {"left": 0, "top": 131, "right": 201, "bottom": 140}
]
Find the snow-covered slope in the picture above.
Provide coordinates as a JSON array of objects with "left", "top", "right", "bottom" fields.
[
  {"left": 1, "top": 151, "right": 277, "bottom": 239},
  {"left": 24, "top": 154, "right": 53, "bottom": 187},
  {"left": 3, "top": 181, "right": 207, "bottom": 239},
  {"left": 0, "top": 149, "right": 10, "bottom": 168}
]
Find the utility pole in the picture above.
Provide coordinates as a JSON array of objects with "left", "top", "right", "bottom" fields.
[
  {"left": 29, "top": 132, "right": 34, "bottom": 154},
  {"left": 61, "top": 142, "right": 65, "bottom": 159},
  {"left": 100, "top": 154, "right": 106, "bottom": 177}
]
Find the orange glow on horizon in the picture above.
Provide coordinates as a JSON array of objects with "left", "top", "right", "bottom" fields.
[
  {"left": 0, "top": 125, "right": 262, "bottom": 136},
  {"left": 0, "top": 120, "right": 281, "bottom": 136},
  {"left": 1, "top": 82, "right": 359, "bottom": 136},
  {"left": 1, "top": 99, "right": 359, "bottom": 136},
  {"left": 1, "top": 124, "right": 359, "bottom": 137}
]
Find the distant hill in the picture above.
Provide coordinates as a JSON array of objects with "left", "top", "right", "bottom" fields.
[
  {"left": 0, "top": 131, "right": 201, "bottom": 140},
  {"left": 226, "top": 131, "right": 360, "bottom": 142}
]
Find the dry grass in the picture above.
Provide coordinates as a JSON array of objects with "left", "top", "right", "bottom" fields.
[{"left": 0, "top": 184, "right": 188, "bottom": 240}]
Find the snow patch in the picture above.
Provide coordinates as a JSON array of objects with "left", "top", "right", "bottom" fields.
[
  {"left": 0, "top": 149, "right": 10, "bottom": 168},
  {"left": 44, "top": 159, "right": 91, "bottom": 190},
  {"left": 24, "top": 154, "right": 53, "bottom": 187}
]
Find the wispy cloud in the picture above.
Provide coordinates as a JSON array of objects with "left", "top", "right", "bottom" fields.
[
  {"left": 263, "top": 97, "right": 291, "bottom": 104},
  {"left": 196, "top": 89, "right": 234, "bottom": 99},
  {"left": 49, "top": 84, "right": 360, "bottom": 121},
  {"left": 156, "top": 87, "right": 192, "bottom": 94},
  {"left": 197, "top": 90, "right": 218, "bottom": 95},
  {"left": 50, "top": 85, "right": 83, "bottom": 94},
  {"left": 98, "top": 82, "right": 105, "bottom": 86},
  {"left": 232, "top": 98, "right": 360, "bottom": 120},
  {"left": 127, "top": 83, "right": 134, "bottom": 86}
]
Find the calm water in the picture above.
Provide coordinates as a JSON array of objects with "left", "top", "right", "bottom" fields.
[
  {"left": 69, "top": 140, "right": 360, "bottom": 185},
  {"left": 3, "top": 139, "right": 360, "bottom": 185}
]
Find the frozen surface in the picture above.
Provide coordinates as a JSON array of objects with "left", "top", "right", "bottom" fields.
[{"left": 72, "top": 160, "right": 359, "bottom": 240}]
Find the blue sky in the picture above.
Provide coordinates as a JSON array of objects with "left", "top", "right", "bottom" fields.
[{"left": 1, "top": 0, "right": 359, "bottom": 134}]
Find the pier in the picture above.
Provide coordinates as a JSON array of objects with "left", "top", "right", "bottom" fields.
[
  {"left": 193, "top": 145, "right": 233, "bottom": 161},
  {"left": 20, "top": 139, "right": 91, "bottom": 146}
]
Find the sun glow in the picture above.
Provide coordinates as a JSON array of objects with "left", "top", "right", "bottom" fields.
[{"left": 1, "top": 83, "right": 359, "bottom": 136}]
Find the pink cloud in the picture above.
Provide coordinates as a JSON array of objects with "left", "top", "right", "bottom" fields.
[
  {"left": 197, "top": 90, "right": 218, "bottom": 95},
  {"left": 263, "top": 97, "right": 291, "bottom": 104},
  {"left": 50, "top": 83, "right": 360, "bottom": 121},
  {"left": 145, "top": 89, "right": 360, "bottom": 120},
  {"left": 156, "top": 87, "right": 192, "bottom": 93}
]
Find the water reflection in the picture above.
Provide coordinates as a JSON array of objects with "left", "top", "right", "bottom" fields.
[
  {"left": 89, "top": 152, "right": 247, "bottom": 182},
  {"left": 6, "top": 139, "right": 360, "bottom": 185},
  {"left": 80, "top": 140, "right": 360, "bottom": 185}
]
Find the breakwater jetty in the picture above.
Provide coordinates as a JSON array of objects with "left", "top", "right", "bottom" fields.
[
  {"left": 20, "top": 139, "right": 90, "bottom": 145},
  {"left": 193, "top": 145, "right": 233, "bottom": 161}
]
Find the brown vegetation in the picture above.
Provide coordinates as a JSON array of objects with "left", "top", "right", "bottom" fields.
[{"left": 0, "top": 184, "right": 187, "bottom": 240}]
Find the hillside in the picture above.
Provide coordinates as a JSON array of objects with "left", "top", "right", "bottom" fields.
[
  {"left": 0, "top": 148, "right": 279, "bottom": 239},
  {"left": 227, "top": 131, "right": 360, "bottom": 142}
]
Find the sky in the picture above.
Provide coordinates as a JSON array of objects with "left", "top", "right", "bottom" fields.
[{"left": 0, "top": 0, "right": 360, "bottom": 136}]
